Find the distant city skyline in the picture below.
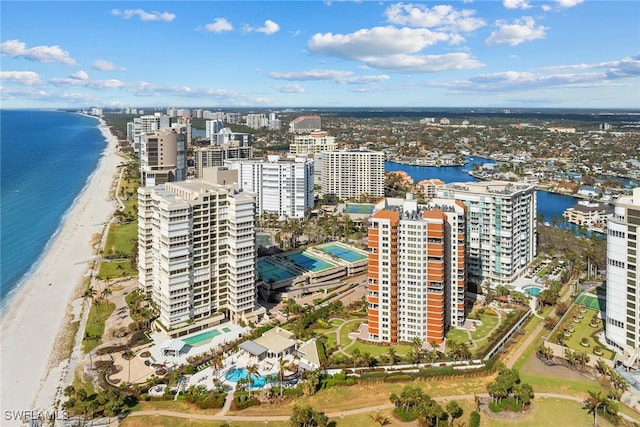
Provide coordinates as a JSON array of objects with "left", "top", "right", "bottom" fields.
[{"left": 1, "top": 1, "right": 639, "bottom": 109}]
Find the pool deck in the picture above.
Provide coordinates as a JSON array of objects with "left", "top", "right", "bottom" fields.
[
  {"left": 186, "top": 350, "right": 299, "bottom": 391},
  {"left": 147, "top": 322, "right": 250, "bottom": 367}
]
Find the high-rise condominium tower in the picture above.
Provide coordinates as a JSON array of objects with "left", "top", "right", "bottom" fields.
[
  {"left": 138, "top": 179, "right": 257, "bottom": 331},
  {"left": 436, "top": 181, "right": 536, "bottom": 286},
  {"left": 367, "top": 194, "right": 466, "bottom": 345},
  {"left": 225, "top": 155, "right": 314, "bottom": 219},
  {"left": 140, "top": 129, "right": 186, "bottom": 187},
  {"left": 606, "top": 187, "right": 640, "bottom": 365},
  {"left": 320, "top": 149, "right": 385, "bottom": 200}
]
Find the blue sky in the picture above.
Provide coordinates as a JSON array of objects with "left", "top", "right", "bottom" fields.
[{"left": 1, "top": 1, "right": 638, "bottom": 109}]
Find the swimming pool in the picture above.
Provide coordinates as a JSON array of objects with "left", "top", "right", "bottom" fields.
[
  {"left": 225, "top": 368, "right": 269, "bottom": 388},
  {"left": 523, "top": 286, "right": 543, "bottom": 296},
  {"left": 182, "top": 328, "right": 222, "bottom": 346}
]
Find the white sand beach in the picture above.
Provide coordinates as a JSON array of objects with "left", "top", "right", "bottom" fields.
[{"left": 0, "top": 118, "right": 122, "bottom": 422}]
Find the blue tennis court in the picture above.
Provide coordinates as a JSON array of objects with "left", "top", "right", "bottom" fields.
[
  {"left": 257, "top": 259, "right": 296, "bottom": 282},
  {"left": 284, "top": 252, "right": 334, "bottom": 272},
  {"left": 319, "top": 244, "right": 367, "bottom": 262},
  {"left": 345, "top": 203, "right": 375, "bottom": 214}
]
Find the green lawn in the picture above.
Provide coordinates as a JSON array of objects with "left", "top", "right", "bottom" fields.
[
  {"left": 470, "top": 313, "right": 500, "bottom": 341},
  {"left": 447, "top": 327, "right": 468, "bottom": 343},
  {"left": 558, "top": 309, "right": 615, "bottom": 361},
  {"left": 82, "top": 301, "right": 116, "bottom": 353},
  {"left": 345, "top": 340, "right": 413, "bottom": 358},
  {"left": 338, "top": 318, "right": 363, "bottom": 347},
  {"left": 480, "top": 397, "right": 617, "bottom": 427},
  {"left": 99, "top": 259, "right": 137, "bottom": 279},
  {"left": 104, "top": 222, "right": 137, "bottom": 255}
]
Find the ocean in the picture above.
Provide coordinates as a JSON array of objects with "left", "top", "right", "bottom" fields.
[{"left": 0, "top": 110, "right": 106, "bottom": 307}]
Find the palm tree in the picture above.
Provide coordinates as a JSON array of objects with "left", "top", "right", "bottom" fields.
[
  {"left": 122, "top": 350, "right": 135, "bottom": 384},
  {"left": 101, "top": 287, "right": 113, "bottom": 302},
  {"left": 278, "top": 358, "right": 287, "bottom": 398},
  {"left": 245, "top": 363, "right": 259, "bottom": 397},
  {"left": 583, "top": 390, "right": 608, "bottom": 426},
  {"left": 83, "top": 285, "right": 97, "bottom": 301}
]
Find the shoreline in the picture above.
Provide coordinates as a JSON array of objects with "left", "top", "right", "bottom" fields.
[{"left": 0, "top": 117, "right": 122, "bottom": 422}]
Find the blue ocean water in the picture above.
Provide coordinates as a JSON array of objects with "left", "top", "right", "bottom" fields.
[{"left": 1, "top": 110, "right": 105, "bottom": 307}]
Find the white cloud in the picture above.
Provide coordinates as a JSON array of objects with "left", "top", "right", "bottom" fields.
[
  {"left": 71, "top": 70, "right": 89, "bottom": 80},
  {"left": 204, "top": 18, "right": 233, "bottom": 33},
  {"left": 0, "top": 71, "right": 42, "bottom": 86},
  {"left": 485, "top": 17, "right": 547, "bottom": 46},
  {"left": 0, "top": 39, "right": 76, "bottom": 65},
  {"left": 364, "top": 52, "right": 484, "bottom": 73},
  {"left": 556, "top": 0, "right": 584, "bottom": 8},
  {"left": 273, "top": 83, "right": 305, "bottom": 93},
  {"left": 503, "top": 0, "right": 531, "bottom": 10},
  {"left": 384, "top": 3, "right": 485, "bottom": 32},
  {"left": 308, "top": 27, "right": 483, "bottom": 72},
  {"left": 92, "top": 59, "right": 124, "bottom": 71},
  {"left": 268, "top": 69, "right": 390, "bottom": 84},
  {"left": 49, "top": 77, "right": 126, "bottom": 90},
  {"left": 256, "top": 20, "right": 280, "bottom": 35},
  {"left": 310, "top": 26, "right": 452, "bottom": 58},
  {"left": 541, "top": 5, "right": 553, "bottom": 11},
  {"left": 111, "top": 9, "right": 175, "bottom": 22},
  {"left": 425, "top": 54, "right": 640, "bottom": 94}
]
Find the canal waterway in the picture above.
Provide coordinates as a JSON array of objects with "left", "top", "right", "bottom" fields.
[{"left": 385, "top": 156, "right": 580, "bottom": 226}]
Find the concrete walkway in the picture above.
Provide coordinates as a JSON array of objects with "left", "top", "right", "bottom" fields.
[{"left": 122, "top": 392, "right": 640, "bottom": 424}]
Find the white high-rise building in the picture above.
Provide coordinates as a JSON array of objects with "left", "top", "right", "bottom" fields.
[
  {"left": 205, "top": 120, "right": 225, "bottom": 139},
  {"left": 225, "top": 155, "right": 314, "bottom": 219},
  {"left": 367, "top": 194, "right": 466, "bottom": 345},
  {"left": 138, "top": 179, "right": 258, "bottom": 331},
  {"left": 320, "top": 149, "right": 385, "bottom": 200},
  {"left": 245, "top": 113, "right": 268, "bottom": 129},
  {"left": 606, "top": 188, "right": 640, "bottom": 364},
  {"left": 436, "top": 181, "right": 536, "bottom": 286},
  {"left": 290, "top": 131, "right": 338, "bottom": 156}
]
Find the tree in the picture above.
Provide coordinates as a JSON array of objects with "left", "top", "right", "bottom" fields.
[
  {"left": 302, "top": 370, "right": 321, "bottom": 397},
  {"left": 583, "top": 390, "right": 608, "bottom": 427},
  {"left": 122, "top": 350, "right": 135, "bottom": 384},
  {"left": 245, "top": 363, "right": 259, "bottom": 397},
  {"left": 278, "top": 357, "right": 287, "bottom": 397},
  {"left": 418, "top": 398, "right": 445, "bottom": 427},
  {"left": 513, "top": 383, "right": 534, "bottom": 407},
  {"left": 446, "top": 400, "right": 463, "bottom": 425},
  {"left": 388, "top": 348, "right": 400, "bottom": 365},
  {"left": 610, "top": 370, "right": 629, "bottom": 392},
  {"left": 83, "top": 285, "right": 97, "bottom": 300},
  {"left": 290, "top": 404, "right": 328, "bottom": 427},
  {"left": 101, "top": 287, "right": 113, "bottom": 302},
  {"left": 595, "top": 359, "right": 609, "bottom": 377}
]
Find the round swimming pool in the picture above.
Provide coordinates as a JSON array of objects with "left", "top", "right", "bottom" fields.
[
  {"left": 523, "top": 286, "right": 542, "bottom": 296},
  {"left": 225, "top": 368, "right": 269, "bottom": 388}
]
